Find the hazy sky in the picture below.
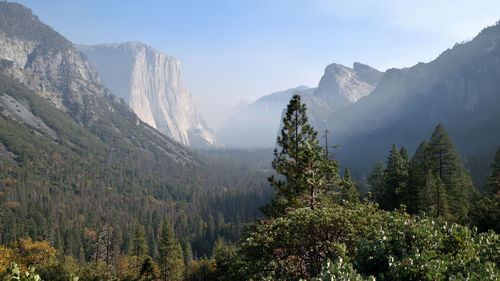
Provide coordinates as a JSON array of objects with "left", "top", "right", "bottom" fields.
[{"left": 14, "top": 0, "right": 500, "bottom": 130}]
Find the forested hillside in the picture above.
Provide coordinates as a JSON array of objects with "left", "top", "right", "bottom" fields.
[{"left": 0, "top": 68, "right": 271, "bottom": 261}]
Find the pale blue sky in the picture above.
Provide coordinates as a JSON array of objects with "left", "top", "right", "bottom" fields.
[{"left": 13, "top": 0, "right": 500, "bottom": 129}]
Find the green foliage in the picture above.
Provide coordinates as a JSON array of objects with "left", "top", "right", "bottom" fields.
[
  {"left": 339, "top": 168, "right": 360, "bottom": 204},
  {"left": 262, "top": 94, "right": 341, "bottom": 217},
  {"left": 470, "top": 145, "right": 500, "bottom": 233},
  {"left": 486, "top": 146, "right": 500, "bottom": 193},
  {"left": 354, "top": 214, "right": 500, "bottom": 280},
  {"left": 1, "top": 262, "right": 42, "bottom": 281},
  {"left": 428, "top": 124, "right": 477, "bottom": 220},
  {"left": 369, "top": 124, "right": 478, "bottom": 222},
  {"left": 184, "top": 258, "right": 218, "bottom": 281},
  {"left": 380, "top": 144, "right": 409, "bottom": 211},
  {"left": 236, "top": 203, "right": 384, "bottom": 280},
  {"left": 368, "top": 160, "right": 385, "bottom": 204},
  {"left": 308, "top": 259, "right": 374, "bottom": 281},
  {"left": 138, "top": 257, "right": 159, "bottom": 281},
  {"left": 158, "top": 218, "right": 184, "bottom": 281}
]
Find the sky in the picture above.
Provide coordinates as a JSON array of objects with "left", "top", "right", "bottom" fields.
[{"left": 13, "top": 0, "right": 500, "bottom": 130}]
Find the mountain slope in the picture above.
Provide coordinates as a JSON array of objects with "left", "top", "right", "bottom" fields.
[
  {"left": 329, "top": 23, "right": 500, "bottom": 187},
  {"left": 217, "top": 86, "right": 315, "bottom": 147},
  {"left": 218, "top": 62, "right": 383, "bottom": 148},
  {"left": 78, "top": 42, "right": 218, "bottom": 148}
]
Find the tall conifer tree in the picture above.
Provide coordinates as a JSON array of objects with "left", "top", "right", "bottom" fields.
[
  {"left": 158, "top": 218, "right": 184, "bottom": 281},
  {"left": 262, "top": 94, "right": 340, "bottom": 217},
  {"left": 428, "top": 124, "right": 476, "bottom": 220},
  {"left": 381, "top": 144, "right": 408, "bottom": 210}
]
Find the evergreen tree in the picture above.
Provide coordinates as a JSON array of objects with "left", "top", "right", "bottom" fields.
[
  {"left": 428, "top": 123, "right": 476, "bottom": 220},
  {"left": 486, "top": 146, "right": 500, "bottom": 194},
  {"left": 408, "top": 140, "right": 432, "bottom": 214},
  {"left": 380, "top": 144, "right": 408, "bottom": 210},
  {"left": 139, "top": 257, "right": 160, "bottom": 281},
  {"left": 262, "top": 94, "right": 340, "bottom": 217},
  {"left": 368, "top": 160, "right": 385, "bottom": 204},
  {"left": 183, "top": 242, "right": 193, "bottom": 268},
  {"left": 158, "top": 218, "right": 184, "bottom": 281},
  {"left": 470, "top": 146, "right": 500, "bottom": 233},
  {"left": 340, "top": 168, "right": 359, "bottom": 203},
  {"left": 132, "top": 225, "right": 148, "bottom": 274}
]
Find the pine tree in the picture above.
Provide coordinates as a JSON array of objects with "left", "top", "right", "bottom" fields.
[
  {"left": 486, "top": 146, "right": 500, "bottom": 194},
  {"left": 380, "top": 144, "right": 408, "bottom": 210},
  {"left": 132, "top": 225, "right": 148, "bottom": 275},
  {"left": 428, "top": 124, "right": 476, "bottom": 220},
  {"left": 183, "top": 242, "right": 193, "bottom": 268},
  {"left": 408, "top": 140, "right": 432, "bottom": 214},
  {"left": 158, "top": 218, "right": 184, "bottom": 281},
  {"left": 368, "top": 160, "right": 385, "bottom": 204},
  {"left": 470, "top": 146, "right": 500, "bottom": 233},
  {"left": 340, "top": 168, "right": 359, "bottom": 203},
  {"left": 262, "top": 94, "right": 340, "bottom": 217},
  {"left": 139, "top": 257, "right": 160, "bottom": 281}
]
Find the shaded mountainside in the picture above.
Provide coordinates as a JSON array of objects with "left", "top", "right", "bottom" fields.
[
  {"left": 78, "top": 42, "right": 219, "bottom": 148},
  {"left": 0, "top": 2, "right": 271, "bottom": 258},
  {"left": 329, "top": 22, "right": 500, "bottom": 188}
]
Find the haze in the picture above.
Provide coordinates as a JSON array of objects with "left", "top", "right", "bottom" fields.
[{"left": 15, "top": 0, "right": 500, "bottom": 130}]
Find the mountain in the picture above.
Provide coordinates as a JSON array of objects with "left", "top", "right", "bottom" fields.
[
  {"left": 328, "top": 22, "right": 500, "bottom": 188},
  {"left": 0, "top": 2, "right": 269, "bottom": 257},
  {"left": 217, "top": 86, "right": 315, "bottom": 147},
  {"left": 218, "top": 62, "right": 383, "bottom": 148},
  {"left": 78, "top": 42, "right": 219, "bottom": 148},
  {"left": 313, "top": 62, "right": 383, "bottom": 108}
]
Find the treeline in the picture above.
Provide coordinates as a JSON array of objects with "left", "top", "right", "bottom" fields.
[{"left": 367, "top": 123, "right": 500, "bottom": 231}]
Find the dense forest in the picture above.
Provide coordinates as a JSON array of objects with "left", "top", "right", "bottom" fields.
[
  {"left": 0, "top": 73, "right": 273, "bottom": 272},
  {"left": 1, "top": 94, "right": 499, "bottom": 280}
]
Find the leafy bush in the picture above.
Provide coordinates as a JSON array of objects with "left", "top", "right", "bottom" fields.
[
  {"left": 235, "top": 203, "right": 385, "bottom": 280},
  {"left": 354, "top": 214, "right": 500, "bottom": 280}
]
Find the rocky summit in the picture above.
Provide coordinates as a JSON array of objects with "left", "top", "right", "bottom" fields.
[{"left": 79, "top": 42, "right": 219, "bottom": 148}]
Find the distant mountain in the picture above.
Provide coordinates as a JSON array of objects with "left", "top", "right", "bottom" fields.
[
  {"left": 328, "top": 22, "right": 500, "bottom": 188},
  {"left": 218, "top": 62, "right": 383, "bottom": 148},
  {"left": 217, "top": 86, "right": 315, "bottom": 147},
  {"left": 313, "top": 62, "right": 383, "bottom": 108},
  {"left": 78, "top": 42, "right": 219, "bottom": 148}
]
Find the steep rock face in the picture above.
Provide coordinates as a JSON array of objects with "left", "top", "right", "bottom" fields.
[
  {"left": 79, "top": 42, "right": 218, "bottom": 148},
  {"left": 313, "top": 62, "right": 383, "bottom": 108},
  {"left": 0, "top": 3, "right": 118, "bottom": 124}
]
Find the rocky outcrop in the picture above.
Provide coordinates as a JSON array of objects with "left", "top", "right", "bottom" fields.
[
  {"left": 313, "top": 62, "right": 383, "bottom": 108},
  {"left": 0, "top": 2, "right": 119, "bottom": 124},
  {"left": 79, "top": 42, "right": 218, "bottom": 148}
]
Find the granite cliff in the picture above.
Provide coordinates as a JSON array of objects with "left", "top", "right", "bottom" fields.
[{"left": 79, "top": 42, "right": 218, "bottom": 148}]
